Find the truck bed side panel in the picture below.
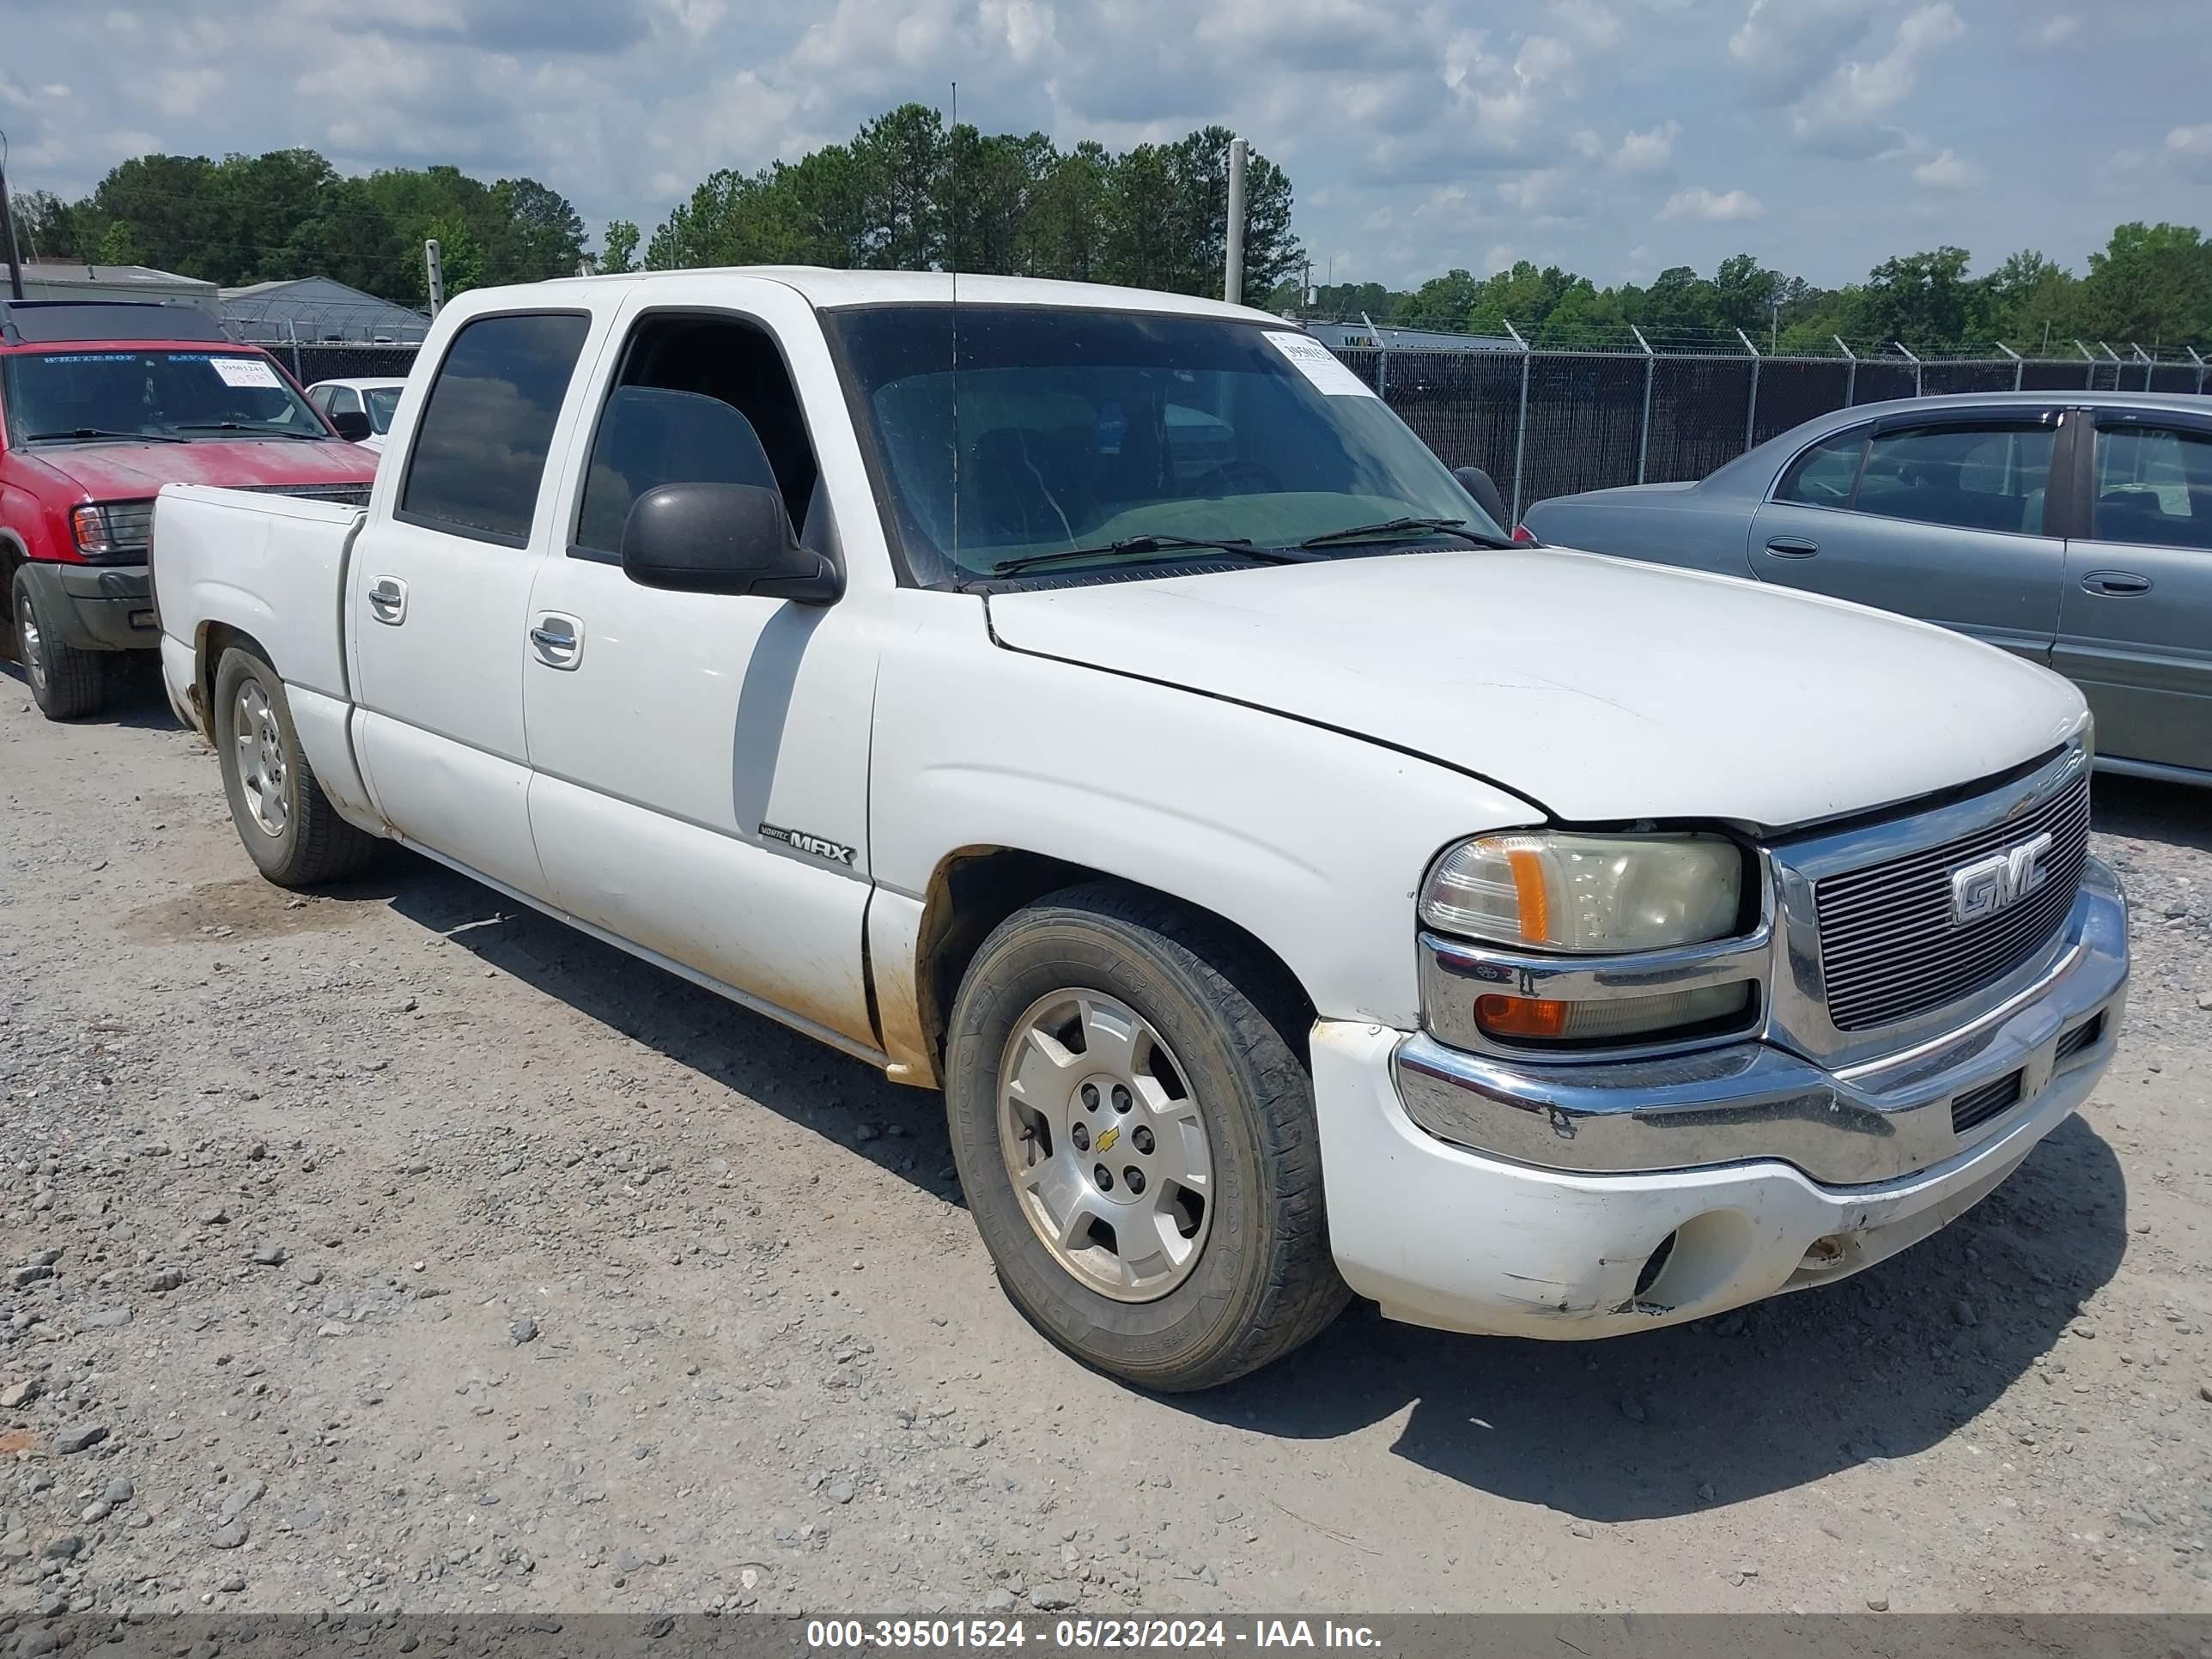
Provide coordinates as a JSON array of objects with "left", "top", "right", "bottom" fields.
[{"left": 152, "top": 483, "right": 373, "bottom": 819}]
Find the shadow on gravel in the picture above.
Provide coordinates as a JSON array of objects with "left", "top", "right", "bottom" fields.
[
  {"left": 1, "top": 653, "right": 183, "bottom": 731},
  {"left": 380, "top": 860, "right": 956, "bottom": 1199},
  {"left": 1176, "top": 1114, "right": 2128, "bottom": 1521},
  {"left": 2093, "top": 773, "right": 2211, "bottom": 854}
]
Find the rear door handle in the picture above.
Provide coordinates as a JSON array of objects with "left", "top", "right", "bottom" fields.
[
  {"left": 1764, "top": 536, "right": 1820, "bottom": 558},
  {"left": 366, "top": 576, "right": 407, "bottom": 624},
  {"left": 529, "top": 612, "right": 585, "bottom": 669},
  {"left": 2080, "top": 570, "right": 2151, "bottom": 596}
]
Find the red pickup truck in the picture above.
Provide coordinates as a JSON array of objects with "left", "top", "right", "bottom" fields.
[{"left": 0, "top": 298, "right": 380, "bottom": 718}]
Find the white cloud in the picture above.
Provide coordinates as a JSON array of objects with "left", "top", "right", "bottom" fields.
[
  {"left": 1911, "top": 149, "right": 1985, "bottom": 190},
  {"left": 1729, "top": 0, "right": 1881, "bottom": 102},
  {"left": 2168, "top": 124, "right": 2212, "bottom": 179},
  {"left": 1789, "top": 3, "right": 1965, "bottom": 155},
  {"left": 1658, "top": 185, "right": 1765, "bottom": 222},
  {"left": 2, "top": 0, "right": 2202, "bottom": 301},
  {"left": 1612, "top": 118, "right": 1678, "bottom": 173}
]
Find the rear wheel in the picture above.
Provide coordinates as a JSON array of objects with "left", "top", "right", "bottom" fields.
[
  {"left": 945, "top": 882, "right": 1348, "bottom": 1390},
  {"left": 10, "top": 568, "right": 108, "bottom": 720},
  {"left": 213, "top": 646, "right": 379, "bottom": 887}
]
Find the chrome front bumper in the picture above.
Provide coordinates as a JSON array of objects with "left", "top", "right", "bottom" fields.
[{"left": 1394, "top": 855, "right": 2128, "bottom": 1186}]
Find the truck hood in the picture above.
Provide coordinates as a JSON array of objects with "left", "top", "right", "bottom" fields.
[
  {"left": 18, "top": 438, "right": 377, "bottom": 499},
  {"left": 985, "top": 550, "right": 2087, "bottom": 830}
]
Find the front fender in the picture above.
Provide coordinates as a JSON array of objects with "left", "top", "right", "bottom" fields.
[{"left": 869, "top": 614, "right": 1545, "bottom": 1041}]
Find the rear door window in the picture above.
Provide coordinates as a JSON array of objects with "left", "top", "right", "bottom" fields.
[
  {"left": 2093, "top": 424, "right": 2212, "bottom": 550},
  {"left": 399, "top": 313, "right": 592, "bottom": 547}
]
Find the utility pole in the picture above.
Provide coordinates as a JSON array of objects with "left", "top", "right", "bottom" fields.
[
  {"left": 0, "top": 134, "right": 26, "bottom": 303},
  {"left": 1223, "top": 137, "right": 1247, "bottom": 307},
  {"left": 424, "top": 239, "right": 446, "bottom": 317}
]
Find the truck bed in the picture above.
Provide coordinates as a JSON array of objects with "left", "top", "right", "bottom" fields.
[{"left": 152, "top": 482, "right": 365, "bottom": 713}]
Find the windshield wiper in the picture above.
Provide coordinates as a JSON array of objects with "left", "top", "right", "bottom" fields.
[
  {"left": 24, "top": 428, "right": 189, "bottom": 445},
  {"left": 987, "top": 534, "right": 1310, "bottom": 578},
  {"left": 172, "top": 422, "right": 325, "bottom": 441},
  {"left": 1298, "top": 515, "right": 1512, "bottom": 550}
]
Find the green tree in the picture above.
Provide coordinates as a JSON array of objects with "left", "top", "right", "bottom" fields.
[
  {"left": 1534, "top": 280, "right": 1627, "bottom": 343},
  {"left": 1855, "top": 246, "right": 1975, "bottom": 347},
  {"left": 9, "top": 189, "right": 86, "bottom": 264},
  {"left": 491, "top": 177, "right": 587, "bottom": 281},
  {"left": 1631, "top": 265, "right": 1723, "bottom": 338},
  {"left": 85, "top": 154, "right": 225, "bottom": 280},
  {"left": 1467, "top": 261, "right": 1580, "bottom": 336},
  {"left": 854, "top": 102, "right": 945, "bottom": 271},
  {"left": 425, "top": 216, "right": 485, "bottom": 301},
  {"left": 1393, "top": 269, "right": 1482, "bottom": 331},
  {"left": 94, "top": 220, "right": 140, "bottom": 267},
  {"left": 600, "top": 219, "right": 641, "bottom": 274},
  {"left": 1020, "top": 142, "right": 1109, "bottom": 281},
  {"left": 2080, "top": 222, "right": 2212, "bottom": 344},
  {"left": 1711, "top": 252, "right": 1779, "bottom": 335}
]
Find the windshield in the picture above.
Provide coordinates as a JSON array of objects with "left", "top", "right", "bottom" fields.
[
  {"left": 829, "top": 306, "right": 1500, "bottom": 584},
  {"left": 2, "top": 349, "right": 328, "bottom": 444},
  {"left": 366, "top": 386, "right": 403, "bottom": 434}
]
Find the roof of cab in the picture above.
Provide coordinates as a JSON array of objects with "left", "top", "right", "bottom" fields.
[{"left": 523, "top": 266, "right": 1291, "bottom": 323}]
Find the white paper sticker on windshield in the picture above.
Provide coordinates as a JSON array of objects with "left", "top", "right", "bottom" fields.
[
  {"left": 210, "top": 356, "right": 283, "bottom": 390},
  {"left": 1263, "top": 331, "right": 1378, "bottom": 398}
]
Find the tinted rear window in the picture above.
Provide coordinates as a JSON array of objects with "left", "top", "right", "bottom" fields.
[{"left": 400, "top": 313, "right": 590, "bottom": 545}]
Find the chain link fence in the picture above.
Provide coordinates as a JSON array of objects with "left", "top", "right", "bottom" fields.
[
  {"left": 1331, "top": 337, "right": 2212, "bottom": 523},
  {"left": 270, "top": 342, "right": 422, "bottom": 386}
]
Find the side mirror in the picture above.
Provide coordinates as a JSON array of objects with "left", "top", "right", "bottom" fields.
[
  {"left": 621, "top": 481, "right": 842, "bottom": 604},
  {"left": 1452, "top": 465, "right": 1510, "bottom": 531},
  {"left": 330, "top": 409, "right": 373, "bottom": 442}
]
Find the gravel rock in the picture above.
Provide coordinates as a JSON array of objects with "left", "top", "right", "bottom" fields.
[
  {"left": 54, "top": 1425, "right": 107, "bottom": 1454},
  {"left": 0, "top": 1378, "right": 41, "bottom": 1409},
  {"left": 510, "top": 1316, "right": 540, "bottom": 1346},
  {"left": 211, "top": 1521, "right": 249, "bottom": 1550}
]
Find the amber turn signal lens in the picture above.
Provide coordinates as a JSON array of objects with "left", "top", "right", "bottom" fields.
[{"left": 1474, "top": 994, "right": 1572, "bottom": 1037}]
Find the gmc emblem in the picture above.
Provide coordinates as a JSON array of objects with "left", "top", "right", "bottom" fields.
[{"left": 1948, "top": 831, "right": 2054, "bottom": 926}]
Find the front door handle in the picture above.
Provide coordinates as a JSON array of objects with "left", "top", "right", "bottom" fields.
[
  {"left": 366, "top": 576, "right": 407, "bottom": 624},
  {"left": 2080, "top": 569, "right": 2151, "bottom": 596},
  {"left": 1764, "top": 536, "right": 1820, "bottom": 558},
  {"left": 529, "top": 612, "right": 585, "bottom": 669}
]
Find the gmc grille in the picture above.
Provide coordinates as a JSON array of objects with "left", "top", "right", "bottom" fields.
[{"left": 1814, "top": 773, "right": 2091, "bottom": 1032}]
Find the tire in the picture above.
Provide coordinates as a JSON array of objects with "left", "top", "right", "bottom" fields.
[
  {"left": 212, "top": 646, "right": 379, "bottom": 887},
  {"left": 945, "top": 881, "right": 1349, "bottom": 1391},
  {"left": 11, "top": 568, "right": 108, "bottom": 720}
]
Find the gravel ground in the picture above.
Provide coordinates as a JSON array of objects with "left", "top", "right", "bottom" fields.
[{"left": 2, "top": 662, "right": 2208, "bottom": 1620}]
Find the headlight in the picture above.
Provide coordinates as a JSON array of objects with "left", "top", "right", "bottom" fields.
[
  {"left": 70, "top": 501, "right": 155, "bottom": 562},
  {"left": 1420, "top": 831, "right": 1746, "bottom": 953}
]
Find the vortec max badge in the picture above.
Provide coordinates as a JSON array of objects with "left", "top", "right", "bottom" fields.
[{"left": 760, "top": 823, "right": 856, "bottom": 865}]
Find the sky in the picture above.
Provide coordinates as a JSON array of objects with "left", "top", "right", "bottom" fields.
[{"left": 3, "top": 0, "right": 2210, "bottom": 292}]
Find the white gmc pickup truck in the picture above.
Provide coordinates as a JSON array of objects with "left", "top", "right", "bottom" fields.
[{"left": 152, "top": 270, "right": 2129, "bottom": 1390}]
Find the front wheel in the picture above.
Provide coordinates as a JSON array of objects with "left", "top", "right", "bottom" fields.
[
  {"left": 11, "top": 568, "right": 108, "bottom": 720},
  {"left": 213, "top": 646, "right": 379, "bottom": 887},
  {"left": 945, "top": 882, "right": 1348, "bottom": 1390}
]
